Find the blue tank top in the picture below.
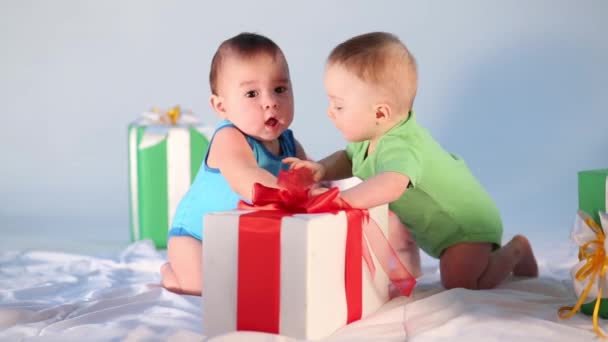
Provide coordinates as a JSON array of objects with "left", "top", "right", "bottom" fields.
[{"left": 170, "top": 120, "right": 297, "bottom": 240}]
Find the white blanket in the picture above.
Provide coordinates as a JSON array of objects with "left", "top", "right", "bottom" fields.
[{"left": 0, "top": 241, "right": 602, "bottom": 341}]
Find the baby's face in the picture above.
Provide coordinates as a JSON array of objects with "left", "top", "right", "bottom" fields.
[
  {"left": 324, "top": 63, "right": 379, "bottom": 142},
  {"left": 214, "top": 53, "right": 294, "bottom": 142}
]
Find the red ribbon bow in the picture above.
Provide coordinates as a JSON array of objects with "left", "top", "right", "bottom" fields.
[
  {"left": 235, "top": 168, "right": 416, "bottom": 334},
  {"left": 239, "top": 167, "right": 351, "bottom": 214}
]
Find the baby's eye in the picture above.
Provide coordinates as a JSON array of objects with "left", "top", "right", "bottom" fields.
[
  {"left": 245, "top": 90, "right": 258, "bottom": 98},
  {"left": 334, "top": 106, "right": 343, "bottom": 111},
  {"left": 275, "top": 86, "right": 288, "bottom": 94}
]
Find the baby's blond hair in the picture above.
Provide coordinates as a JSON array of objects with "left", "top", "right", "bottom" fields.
[{"left": 327, "top": 32, "right": 418, "bottom": 115}]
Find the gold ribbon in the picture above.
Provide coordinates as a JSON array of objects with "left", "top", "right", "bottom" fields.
[
  {"left": 151, "top": 105, "right": 182, "bottom": 125},
  {"left": 558, "top": 217, "right": 608, "bottom": 338}
]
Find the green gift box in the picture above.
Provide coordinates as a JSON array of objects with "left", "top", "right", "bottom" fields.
[
  {"left": 578, "top": 169, "right": 608, "bottom": 226},
  {"left": 576, "top": 168, "right": 608, "bottom": 318},
  {"left": 128, "top": 107, "right": 213, "bottom": 248}
]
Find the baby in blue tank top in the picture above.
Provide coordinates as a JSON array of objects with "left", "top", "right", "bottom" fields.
[
  {"left": 169, "top": 120, "right": 298, "bottom": 240},
  {"left": 160, "top": 33, "right": 309, "bottom": 296}
]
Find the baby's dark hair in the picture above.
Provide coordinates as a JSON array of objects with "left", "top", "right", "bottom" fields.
[{"left": 209, "top": 32, "right": 284, "bottom": 95}]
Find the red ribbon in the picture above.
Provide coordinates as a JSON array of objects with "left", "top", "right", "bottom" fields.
[
  {"left": 235, "top": 168, "right": 416, "bottom": 333},
  {"left": 237, "top": 210, "right": 283, "bottom": 333}
]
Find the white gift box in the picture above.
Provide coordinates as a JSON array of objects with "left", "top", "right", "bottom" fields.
[{"left": 202, "top": 204, "right": 392, "bottom": 340}]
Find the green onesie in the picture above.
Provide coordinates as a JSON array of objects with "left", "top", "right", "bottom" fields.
[{"left": 346, "top": 112, "right": 503, "bottom": 258}]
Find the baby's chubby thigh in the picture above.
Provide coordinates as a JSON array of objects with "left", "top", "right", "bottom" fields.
[
  {"left": 388, "top": 211, "right": 422, "bottom": 278},
  {"left": 430, "top": 209, "right": 503, "bottom": 259},
  {"left": 165, "top": 235, "right": 203, "bottom": 295}
]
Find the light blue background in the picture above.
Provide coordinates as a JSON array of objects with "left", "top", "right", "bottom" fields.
[{"left": 1, "top": 0, "right": 606, "bottom": 255}]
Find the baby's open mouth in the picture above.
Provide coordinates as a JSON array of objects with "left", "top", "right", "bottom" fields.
[{"left": 265, "top": 117, "right": 278, "bottom": 127}]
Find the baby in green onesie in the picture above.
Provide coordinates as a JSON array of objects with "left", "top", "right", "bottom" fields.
[{"left": 285, "top": 32, "right": 538, "bottom": 290}]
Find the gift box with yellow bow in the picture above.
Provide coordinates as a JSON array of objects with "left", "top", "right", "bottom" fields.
[
  {"left": 128, "top": 106, "right": 213, "bottom": 248},
  {"left": 559, "top": 169, "right": 608, "bottom": 337}
]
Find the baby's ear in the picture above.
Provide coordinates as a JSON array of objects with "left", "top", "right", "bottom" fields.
[
  {"left": 209, "top": 94, "right": 227, "bottom": 118},
  {"left": 374, "top": 103, "right": 392, "bottom": 123}
]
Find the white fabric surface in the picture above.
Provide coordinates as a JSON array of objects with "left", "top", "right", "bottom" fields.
[{"left": 0, "top": 240, "right": 603, "bottom": 341}]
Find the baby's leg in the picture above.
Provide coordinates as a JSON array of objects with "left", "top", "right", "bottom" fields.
[
  {"left": 160, "top": 262, "right": 179, "bottom": 289},
  {"left": 439, "top": 235, "right": 538, "bottom": 290},
  {"left": 510, "top": 235, "right": 538, "bottom": 277},
  {"left": 160, "top": 236, "right": 203, "bottom": 296},
  {"left": 439, "top": 242, "right": 493, "bottom": 289},
  {"left": 476, "top": 235, "right": 538, "bottom": 288},
  {"left": 388, "top": 211, "right": 422, "bottom": 278}
]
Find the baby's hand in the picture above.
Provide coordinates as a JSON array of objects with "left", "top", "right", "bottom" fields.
[{"left": 282, "top": 157, "right": 326, "bottom": 182}]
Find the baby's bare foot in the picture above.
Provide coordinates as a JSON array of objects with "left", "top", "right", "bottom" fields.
[{"left": 512, "top": 235, "right": 538, "bottom": 277}]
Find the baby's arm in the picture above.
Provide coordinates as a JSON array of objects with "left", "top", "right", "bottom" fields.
[
  {"left": 340, "top": 172, "right": 410, "bottom": 209},
  {"left": 207, "top": 127, "right": 278, "bottom": 202},
  {"left": 284, "top": 149, "right": 353, "bottom": 183},
  {"left": 294, "top": 139, "right": 308, "bottom": 160},
  {"left": 318, "top": 150, "right": 353, "bottom": 181}
]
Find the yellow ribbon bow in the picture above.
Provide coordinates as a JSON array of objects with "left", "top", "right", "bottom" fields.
[
  {"left": 136, "top": 105, "right": 203, "bottom": 150},
  {"left": 151, "top": 105, "right": 182, "bottom": 125},
  {"left": 558, "top": 213, "right": 608, "bottom": 338}
]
